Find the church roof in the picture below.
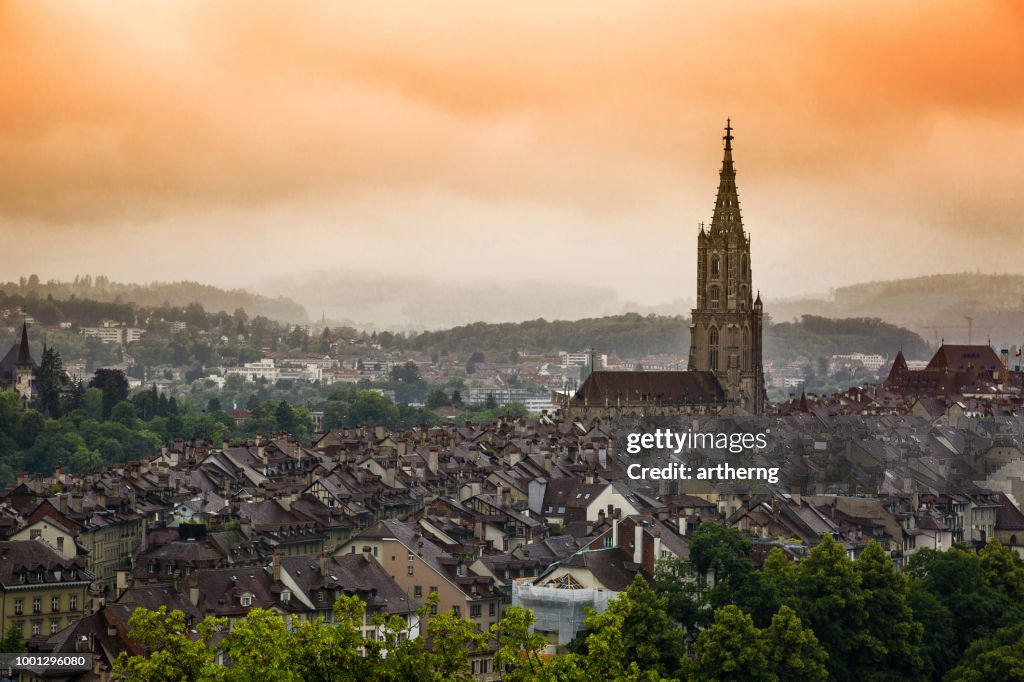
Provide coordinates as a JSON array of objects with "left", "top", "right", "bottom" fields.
[
  {"left": 572, "top": 370, "right": 726, "bottom": 405},
  {"left": 925, "top": 344, "right": 1002, "bottom": 373}
]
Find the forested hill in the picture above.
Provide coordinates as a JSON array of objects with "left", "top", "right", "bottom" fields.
[
  {"left": 407, "top": 313, "right": 931, "bottom": 362},
  {"left": 770, "top": 274, "right": 1024, "bottom": 342},
  {"left": 0, "top": 276, "right": 307, "bottom": 322}
]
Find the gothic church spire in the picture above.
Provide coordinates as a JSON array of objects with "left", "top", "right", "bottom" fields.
[{"left": 710, "top": 118, "right": 742, "bottom": 234}]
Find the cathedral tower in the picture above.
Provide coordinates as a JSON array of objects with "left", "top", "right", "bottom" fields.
[{"left": 689, "top": 121, "right": 765, "bottom": 414}]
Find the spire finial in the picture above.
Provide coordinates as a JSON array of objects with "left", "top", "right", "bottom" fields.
[{"left": 724, "top": 118, "right": 733, "bottom": 149}]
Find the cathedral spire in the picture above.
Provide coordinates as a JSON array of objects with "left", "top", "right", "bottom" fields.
[{"left": 711, "top": 118, "right": 742, "bottom": 234}]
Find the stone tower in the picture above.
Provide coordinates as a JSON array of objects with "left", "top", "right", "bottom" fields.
[
  {"left": 688, "top": 121, "right": 765, "bottom": 414},
  {"left": 14, "top": 321, "right": 35, "bottom": 406}
]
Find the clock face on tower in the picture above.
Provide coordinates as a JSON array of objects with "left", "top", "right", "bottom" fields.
[{"left": 689, "top": 122, "right": 765, "bottom": 414}]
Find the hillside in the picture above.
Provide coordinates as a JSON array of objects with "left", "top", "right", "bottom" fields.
[
  {"left": 768, "top": 273, "right": 1024, "bottom": 347},
  {"left": 1, "top": 276, "right": 308, "bottom": 322},
  {"left": 407, "top": 313, "right": 930, "bottom": 363}
]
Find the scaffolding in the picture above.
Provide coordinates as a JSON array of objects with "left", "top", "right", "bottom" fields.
[{"left": 511, "top": 579, "right": 618, "bottom": 646}]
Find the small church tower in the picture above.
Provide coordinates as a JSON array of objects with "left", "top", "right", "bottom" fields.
[
  {"left": 14, "top": 322, "right": 36, "bottom": 406},
  {"left": 688, "top": 121, "right": 766, "bottom": 413}
]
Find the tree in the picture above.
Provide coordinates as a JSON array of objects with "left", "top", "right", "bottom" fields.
[
  {"left": 423, "top": 609, "right": 487, "bottom": 681},
  {"left": 653, "top": 556, "right": 710, "bottom": 638},
  {"left": 112, "top": 606, "right": 225, "bottom": 681},
  {"left": 489, "top": 606, "right": 549, "bottom": 682},
  {"left": 947, "top": 621, "right": 1024, "bottom": 682},
  {"left": 764, "top": 605, "right": 828, "bottom": 682},
  {"left": 791, "top": 534, "right": 865, "bottom": 682},
  {"left": 690, "top": 605, "right": 772, "bottom": 681},
  {"left": 275, "top": 400, "right": 297, "bottom": 434},
  {"left": 89, "top": 369, "right": 128, "bottom": 420},
  {"left": 0, "top": 623, "right": 23, "bottom": 653},
  {"left": 426, "top": 388, "right": 451, "bottom": 410},
  {"left": 220, "top": 608, "right": 296, "bottom": 681},
  {"left": 853, "top": 540, "right": 924, "bottom": 680},
  {"left": 390, "top": 361, "right": 421, "bottom": 384},
  {"left": 616, "top": 574, "right": 686, "bottom": 678},
  {"left": 906, "top": 546, "right": 1023, "bottom": 660},
  {"left": 484, "top": 393, "right": 498, "bottom": 410},
  {"left": 35, "top": 345, "right": 67, "bottom": 417}
]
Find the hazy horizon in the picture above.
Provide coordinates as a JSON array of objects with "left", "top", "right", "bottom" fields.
[{"left": 2, "top": 1, "right": 1022, "bottom": 307}]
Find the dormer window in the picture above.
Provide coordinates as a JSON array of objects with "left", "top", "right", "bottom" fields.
[
  {"left": 281, "top": 590, "right": 291, "bottom": 603},
  {"left": 240, "top": 594, "right": 252, "bottom": 607},
  {"left": 37, "top": 569, "right": 46, "bottom": 582}
]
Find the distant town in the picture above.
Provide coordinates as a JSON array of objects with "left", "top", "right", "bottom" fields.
[{"left": 2, "top": 127, "right": 1023, "bottom": 681}]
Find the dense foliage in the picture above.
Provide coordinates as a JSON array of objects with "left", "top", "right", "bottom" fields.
[{"left": 105, "top": 527, "right": 1024, "bottom": 681}]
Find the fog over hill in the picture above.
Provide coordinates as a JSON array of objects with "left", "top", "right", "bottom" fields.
[
  {"left": 253, "top": 272, "right": 695, "bottom": 331},
  {"left": 254, "top": 272, "right": 1024, "bottom": 346}
]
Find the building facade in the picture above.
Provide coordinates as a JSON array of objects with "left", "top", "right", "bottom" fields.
[{"left": 689, "top": 121, "right": 766, "bottom": 414}]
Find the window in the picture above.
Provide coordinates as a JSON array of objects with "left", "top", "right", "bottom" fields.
[
  {"left": 709, "top": 327, "right": 720, "bottom": 370},
  {"left": 52, "top": 596, "right": 60, "bottom": 612},
  {"left": 709, "top": 285, "right": 720, "bottom": 309},
  {"left": 166, "top": 564, "right": 175, "bottom": 576},
  {"left": 452, "top": 606, "right": 461, "bottom": 618},
  {"left": 14, "top": 599, "right": 22, "bottom": 615},
  {"left": 51, "top": 619, "right": 60, "bottom": 634},
  {"left": 489, "top": 602, "right": 496, "bottom": 617},
  {"left": 240, "top": 595, "right": 252, "bottom": 607},
  {"left": 408, "top": 552, "right": 415, "bottom": 562},
  {"left": 711, "top": 255, "right": 720, "bottom": 276},
  {"left": 470, "top": 604, "right": 481, "bottom": 618},
  {"left": 31, "top": 529, "right": 41, "bottom": 540},
  {"left": 407, "top": 566, "right": 414, "bottom": 576},
  {"left": 148, "top": 564, "right": 156, "bottom": 575},
  {"left": 33, "top": 598, "right": 42, "bottom": 614},
  {"left": 414, "top": 585, "right": 422, "bottom": 598},
  {"left": 430, "top": 604, "right": 438, "bottom": 615},
  {"left": 56, "top": 537, "right": 64, "bottom": 552},
  {"left": 69, "top": 595, "right": 77, "bottom": 611},
  {"left": 32, "top": 622, "right": 41, "bottom": 636}
]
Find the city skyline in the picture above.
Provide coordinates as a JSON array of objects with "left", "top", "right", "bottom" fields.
[{"left": 2, "top": 1, "right": 1022, "bottom": 305}]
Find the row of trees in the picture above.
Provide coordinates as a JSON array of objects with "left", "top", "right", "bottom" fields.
[
  {"left": 108, "top": 529, "right": 1024, "bottom": 681},
  {"left": 648, "top": 524, "right": 1024, "bottom": 681}
]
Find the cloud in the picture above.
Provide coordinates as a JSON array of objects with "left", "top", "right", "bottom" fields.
[{"left": 0, "top": 1, "right": 1020, "bottom": 304}]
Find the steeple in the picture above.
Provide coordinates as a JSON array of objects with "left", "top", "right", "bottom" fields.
[
  {"left": 17, "top": 321, "right": 32, "bottom": 365},
  {"left": 710, "top": 118, "right": 743, "bottom": 235},
  {"left": 690, "top": 121, "right": 764, "bottom": 414}
]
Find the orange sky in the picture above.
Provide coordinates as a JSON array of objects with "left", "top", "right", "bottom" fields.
[{"left": 1, "top": 0, "right": 1022, "bottom": 307}]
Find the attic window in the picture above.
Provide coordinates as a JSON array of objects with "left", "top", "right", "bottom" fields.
[
  {"left": 240, "top": 595, "right": 252, "bottom": 607},
  {"left": 281, "top": 590, "right": 291, "bottom": 603}
]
